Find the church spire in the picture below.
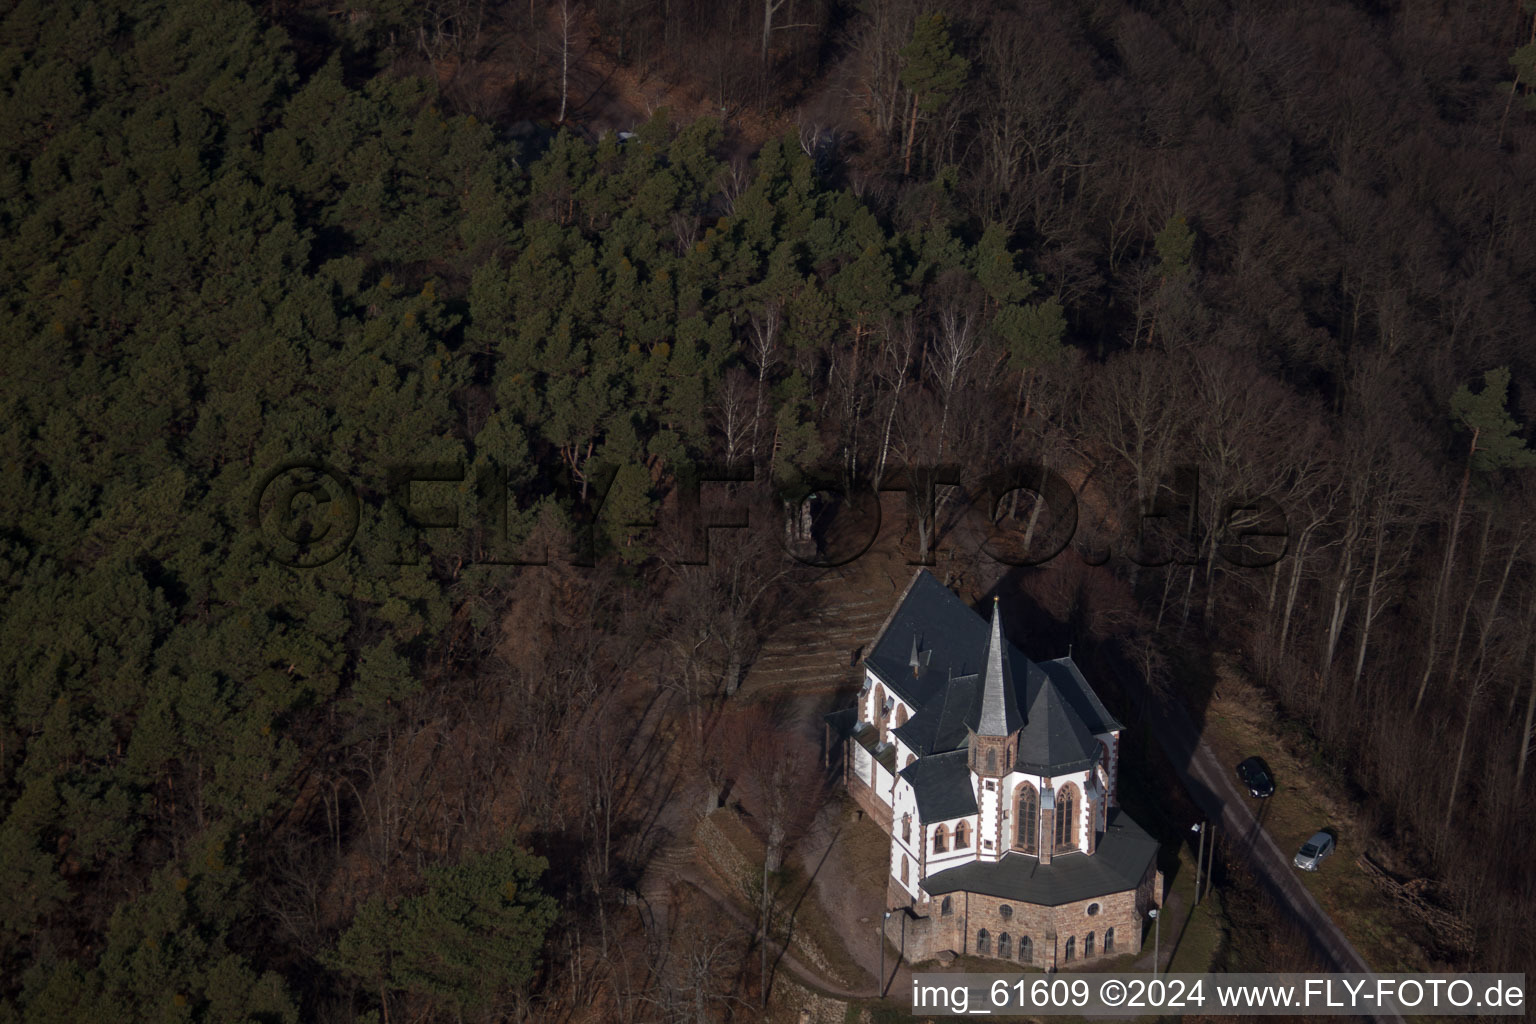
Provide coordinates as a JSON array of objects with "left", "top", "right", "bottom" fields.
[{"left": 978, "top": 597, "right": 1022, "bottom": 736}]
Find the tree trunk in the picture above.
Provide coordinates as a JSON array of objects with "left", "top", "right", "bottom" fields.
[
  {"left": 1352, "top": 519, "right": 1388, "bottom": 694},
  {"left": 1442, "top": 510, "right": 1493, "bottom": 699},
  {"left": 1277, "top": 524, "right": 1313, "bottom": 668},
  {"left": 760, "top": 851, "right": 772, "bottom": 1006},
  {"left": 762, "top": 0, "right": 773, "bottom": 64},
  {"left": 1415, "top": 427, "right": 1479, "bottom": 713},
  {"left": 1018, "top": 466, "right": 1050, "bottom": 555},
  {"left": 874, "top": 389, "right": 900, "bottom": 489},
  {"left": 1442, "top": 674, "right": 1484, "bottom": 846},
  {"left": 1516, "top": 637, "right": 1536, "bottom": 791},
  {"left": 1201, "top": 499, "right": 1226, "bottom": 622},
  {"left": 1180, "top": 562, "right": 1197, "bottom": 627},
  {"left": 1007, "top": 368, "right": 1027, "bottom": 449},
  {"left": 903, "top": 92, "right": 920, "bottom": 175},
  {"left": 1469, "top": 539, "right": 1520, "bottom": 724},
  {"left": 557, "top": 0, "right": 573, "bottom": 123},
  {"left": 1321, "top": 535, "right": 1357, "bottom": 676}
]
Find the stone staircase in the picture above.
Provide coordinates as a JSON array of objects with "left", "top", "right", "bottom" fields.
[
  {"left": 630, "top": 840, "right": 699, "bottom": 930},
  {"left": 739, "top": 574, "right": 905, "bottom": 700}
]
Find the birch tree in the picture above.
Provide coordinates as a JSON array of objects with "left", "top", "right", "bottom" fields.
[{"left": 1415, "top": 368, "right": 1536, "bottom": 713}]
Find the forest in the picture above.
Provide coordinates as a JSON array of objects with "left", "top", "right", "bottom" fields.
[{"left": 2, "top": 0, "right": 1535, "bottom": 1020}]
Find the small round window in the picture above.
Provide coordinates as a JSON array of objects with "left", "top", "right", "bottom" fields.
[
  {"left": 1086, "top": 903, "right": 1100, "bottom": 917},
  {"left": 999, "top": 905, "right": 1013, "bottom": 920}
]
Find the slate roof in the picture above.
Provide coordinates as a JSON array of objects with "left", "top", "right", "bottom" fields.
[
  {"left": 823, "top": 707, "right": 859, "bottom": 737},
  {"left": 897, "top": 750, "right": 978, "bottom": 822},
  {"left": 892, "top": 672, "right": 981, "bottom": 757},
  {"left": 865, "top": 570, "right": 991, "bottom": 710},
  {"left": 920, "top": 808, "right": 1158, "bottom": 905},
  {"left": 866, "top": 570, "right": 1113, "bottom": 774},
  {"left": 978, "top": 601, "right": 1023, "bottom": 736},
  {"left": 1015, "top": 673, "right": 1102, "bottom": 775},
  {"left": 1039, "top": 658, "right": 1124, "bottom": 734}
]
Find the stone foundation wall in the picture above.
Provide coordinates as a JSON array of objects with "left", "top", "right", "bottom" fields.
[{"left": 887, "top": 860, "right": 1161, "bottom": 968}]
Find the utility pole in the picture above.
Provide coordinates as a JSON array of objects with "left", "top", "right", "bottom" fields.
[
  {"left": 1202, "top": 823, "right": 1217, "bottom": 903},
  {"left": 1192, "top": 822, "right": 1206, "bottom": 903}
]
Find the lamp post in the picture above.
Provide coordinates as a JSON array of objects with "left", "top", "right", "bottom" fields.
[
  {"left": 1191, "top": 822, "right": 1205, "bottom": 904},
  {"left": 879, "top": 910, "right": 892, "bottom": 996},
  {"left": 1202, "top": 823, "right": 1217, "bottom": 903},
  {"left": 1148, "top": 908, "right": 1160, "bottom": 977}
]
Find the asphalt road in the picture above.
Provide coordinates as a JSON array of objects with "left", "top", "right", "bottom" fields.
[{"left": 1142, "top": 685, "right": 1408, "bottom": 1024}]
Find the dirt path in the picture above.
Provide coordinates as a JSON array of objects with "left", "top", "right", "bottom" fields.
[{"left": 635, "top": 825, "right": 880, "bottom": 1001}]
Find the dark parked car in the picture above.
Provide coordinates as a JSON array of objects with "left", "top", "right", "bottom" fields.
[{"left": 1236, "top": 756, "right": 1276, "bottom": 798}]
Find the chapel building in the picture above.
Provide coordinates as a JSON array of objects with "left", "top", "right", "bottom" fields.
[{"left": 830, "top": 570, "right": 1162, "bottom": 968}]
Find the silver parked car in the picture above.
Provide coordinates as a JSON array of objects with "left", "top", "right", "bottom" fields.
[{"left": 1293, "top": 831, "right": 1335, "bottom": 871}]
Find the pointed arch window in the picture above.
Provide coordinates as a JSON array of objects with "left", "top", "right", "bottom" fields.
[
  {"left": 1084, "top": 931, "right": 1095, "bottom": 958},
  {"left": 1020, "top": 935, "right": 1033, "bottom": 963},
  {"left": 901, "top": 856, "right": 909, "bottom": 885},
  {"left": 941, "top": 895, "right": 953, "bottom": 916},
  {"left": 1104, "top": 928, "right": 1114, "bottom": 953},
  {"left": 933, "top": 825, "right": 948, "bottom": 853},
  {"left": 955, "top": 820, "right": 970, "bottom": 848},
  {"left": 902, "top": 814, "right": 911, "bottom": 844},
  {"left": 1015, "top": 784, "right": 1038, "bottom": 853},
  {"left": 1054, "top": 783, "right": 1079, "bottom": 851},
  {"left": 896, "top": 705, "right": 909, "bottom": 727},
  {"left": 1064, "top": 936, "right": 1075, "bottom": 961},
  {"left": 977, "top": 929, "right": 990, "bottom": 955},
  {"left": 986, "top": 749, "right": 997, "bottom": 773},
  {"left": 998, "top": 932, "right": 1011, "bottom": 958}
]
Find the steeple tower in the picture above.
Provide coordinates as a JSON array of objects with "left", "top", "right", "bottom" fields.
[
  {"left": 978, "top": 598, "right": 1022, "bottom": 737},
  {"left": 969, "top": 598, "right": 1022, "bottom": 779}
]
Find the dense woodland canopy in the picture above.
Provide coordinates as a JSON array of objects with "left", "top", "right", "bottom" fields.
[{"left": 3, "top": 0, "right": 1536, "bottom": 1020}]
